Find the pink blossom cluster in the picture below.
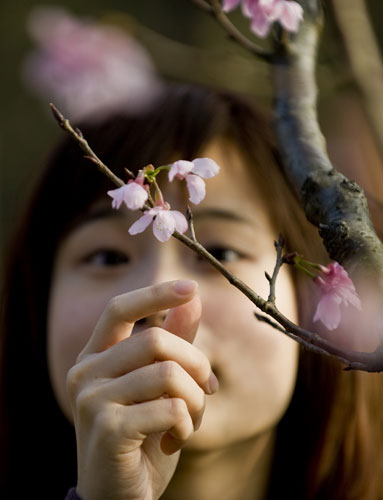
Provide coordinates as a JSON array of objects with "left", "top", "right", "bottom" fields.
[
  {"left": 313, "top": 262, "right": 362, "bottom": 330},
  {"left": 222, "top": 0, "right": 303, "bottom": 38},
  {"left": 23, "top": 7, "right": 162, "bottom": 120},
  {"left": 107, "top": 158, "right": 220, "bottom": 242}
]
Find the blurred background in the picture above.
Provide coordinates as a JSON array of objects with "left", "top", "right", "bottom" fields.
[{"left": 1, "top": 0, "right": 382, "bottom": 254}]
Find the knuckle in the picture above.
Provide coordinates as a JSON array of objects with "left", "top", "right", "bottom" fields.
[
  {"left": 158, "top": 360, "right": 179, "bottom": 382},
  {"left": 94, "top": 407, "right": 118, "bottom": 435},
  {"left": 66, "top": 364, "right": 84, "bottom": 400},
  {"left": 75, "top": 387, "right": 99, "bottom": 417},
  {"left": 148, "top": 283, "right": 164, "bottom": 303},
  {"left": 106, "top": 295, "right": 122, "bottom": 318},
  {"left": 169, "top": 397, "right": 188, "bottom": 420},
  {"left": 142, "top": 327, "right": 164, "bottom": 354}
]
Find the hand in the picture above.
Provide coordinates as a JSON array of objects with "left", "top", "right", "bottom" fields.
[{"left": 67, "top": 280, "right": 218, "bottom": 500}]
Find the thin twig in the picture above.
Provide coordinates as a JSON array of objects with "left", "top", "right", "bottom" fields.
[
  {"left": 186, "top": 206, "right": 197, "bottom": 241},
  {"left": 268, "top": 235, "right": 284, "bottom": 303},
  {"left": 189, "top": 0, "right": 212, "bottom": 13},
  {"left": 189, "top": 0, "right": 273, "bottom": 62},
  {"left": 50, "top": 103, "right": 124, "bottom": 188}
]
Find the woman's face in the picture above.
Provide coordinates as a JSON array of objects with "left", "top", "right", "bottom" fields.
[{"left": 47, "top": 139, "right": 299, "bottom": 449}]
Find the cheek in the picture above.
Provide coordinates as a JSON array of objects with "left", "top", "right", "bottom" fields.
[{"left": 47, "top": 285, "right": 109, "bottom": 420}]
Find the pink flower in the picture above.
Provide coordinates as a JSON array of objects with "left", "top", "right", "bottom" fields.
[
  {"left": 128, "top": 204, "right": 188, "bottom": 242},
  {"left": 223, "top": 0, "right": 303, "bottom": 38},
  {"left": 107, "top": 180, "right": 148, "bottom": 210},
  {"left": 23, "top": 7, "right": 162, "bottom": 120},
  {"left": 168, "top": 158, "right": 220, "bottom": 204},
  {"left": 313, "top": 262, "right": 362, "bottom": 331},
  {"left": 222, "top": 0, "right": 242, "bottom": 11}
]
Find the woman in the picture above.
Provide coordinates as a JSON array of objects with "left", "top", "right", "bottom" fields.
[{"left": 1, "top": 84, "right": 382, "bottom": 499}]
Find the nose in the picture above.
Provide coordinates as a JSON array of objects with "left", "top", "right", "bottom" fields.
[
  {"left": 139, "top": 240, "right": 193, "bottom": 289},
  {"left": 127, "top": 241, "right": 194, "bottom": 333}
]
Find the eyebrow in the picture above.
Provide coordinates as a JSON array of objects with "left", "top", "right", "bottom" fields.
[
  {"left": 73, "top": 206, "right": 128, "bottom": 231},
  {"left": 192, "top": 208, "right": 255, "bottom": 226},
  {"left": 75, "top": 206, "right": 255, "bottom": 231}
]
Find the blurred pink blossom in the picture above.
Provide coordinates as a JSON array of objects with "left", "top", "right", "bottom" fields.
[
  {"left": 313, "top": 262, "right": 362, "bottom": 331},
  {"left": 108, "top": 180, "right": 148, "bottom": 210},
  {"left": 223, "top": 0, "right": 303, "bottom": 38},
  {"left": 23, "top": 7, "right": 162, "bottom": 120},
  {"left": 168, "top": 158, "right": 220, "bottom": 204},
  {"left": 129, "top": 203, "right": 188, "bottom": 242}
]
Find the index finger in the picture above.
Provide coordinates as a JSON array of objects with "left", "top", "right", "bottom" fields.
[{"left": 79, "top": 280, "right": 198, "bottom": 358}]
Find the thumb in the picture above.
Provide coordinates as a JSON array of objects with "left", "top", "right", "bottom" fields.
[{"left": 162, "top": 293, "right": 202, "bottom": 343}]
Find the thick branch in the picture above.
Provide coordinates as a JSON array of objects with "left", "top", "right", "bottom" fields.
[{"left": 270, "top": 3, "right": 383, "bottom": 285}]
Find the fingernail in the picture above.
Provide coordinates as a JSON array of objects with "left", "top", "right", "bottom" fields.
[
  {"left": 206, "top": 371, "right": 219, "bottom": 395},
  {"left": 173, "top": 280, "right": 197, "bottom": 296}
]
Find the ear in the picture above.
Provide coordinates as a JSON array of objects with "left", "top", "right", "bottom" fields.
[{"left": 162, "top": 294, "right": 202, "bottom": 344}]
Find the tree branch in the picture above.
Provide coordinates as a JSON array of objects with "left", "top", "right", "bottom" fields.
[
  {"left": 189, "top": 0, "right": 273, "bottom": 62},
  {"left": 269, "top": 3, "right": 383, "bottom": 287},
  {"left": 49, "top": 103, "right": 124, "bottom": 188}
]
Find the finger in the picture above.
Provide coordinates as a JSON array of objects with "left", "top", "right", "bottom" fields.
[
  {"left": 71, "top": 328, "right": 217, "bottom": 395},
  {"left": 80, "top": 280, "right": 198, "bottom": 358},
  {"left": 67, "top": 328, "right": 218, "bottom": 398},
  {"left": 162, "top": 294, "right": 202, "bottom": 343},
  {"left": 161, "top": 432, "right": 187, "bottom": 455},
  {"left": 113, "top": 398, "right": 194, "bottom": 449},
  {"left": 96, "top": 360, "right": 206, "bottom": 428}
]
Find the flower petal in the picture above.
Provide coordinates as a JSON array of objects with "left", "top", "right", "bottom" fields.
[
  {"left": 152, "top": 211, "right": 176, "bottom": 242},
  {"left": 128, "top": 214, "right": 153, "bottom": 235},
  {"left": 313, "top": 293, "right": 342, "bottom": 331},
  {"left": 222, "top": 0, "right": 242, "bottom": 12},
  {"left": 242, "top": 0, "right": 258, "bottom": 17},
  {"left": 124, "top": 182, "right": 148, "bottom": 210},
  {"left": 250, "top": 5, "right": 273, "bottom": 37},
  {"left": 279, "top": 1, "right": 303, "bottom": 32},
  {"left": 186, "top": 174, "right": 206, "bottom": 205},
  {"left": 260, "top": 0, "right": 283, "bottom": 21},
  {"left": 170, "top": 210, "right": 188, "bottom": 234},
  {"left": 168, "top": 160, "right": 194, "bottom": 182},
  {"left": 191, "top": 158, "right": 220, "bottom": 179},
  {"left": 107, "top": 185, "right": 126, "bottom": 209}
]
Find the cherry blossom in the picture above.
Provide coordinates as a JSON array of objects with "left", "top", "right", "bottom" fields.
[
  {"left": 23, "top": 7, "right": 162, "bottom": 120},
  {"left": 223, "top": 0, "right": 303, "bottom": 38},
  {"left": 107, "top": 180, "right": 148, "bottom": 211},
  {"left": 128, "top": 203, "right": 188, "bottom": 242},
  {"left": 313, "top": 262, "right": 362, "bottom": 331},
  {"left": 168, "top": 158, "right": 220, "bottom": 204}
]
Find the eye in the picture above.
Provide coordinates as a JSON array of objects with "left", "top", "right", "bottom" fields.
[
  {"left": 200, "top": 246, "right": 243, "bottom": 263},
  {"left": 83, "top": 248, "right": 130, "bottom": 267}
]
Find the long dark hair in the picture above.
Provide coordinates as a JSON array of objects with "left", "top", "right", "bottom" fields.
[{"left": 1, "top": 83, "right": 382, "bottom": 499}]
